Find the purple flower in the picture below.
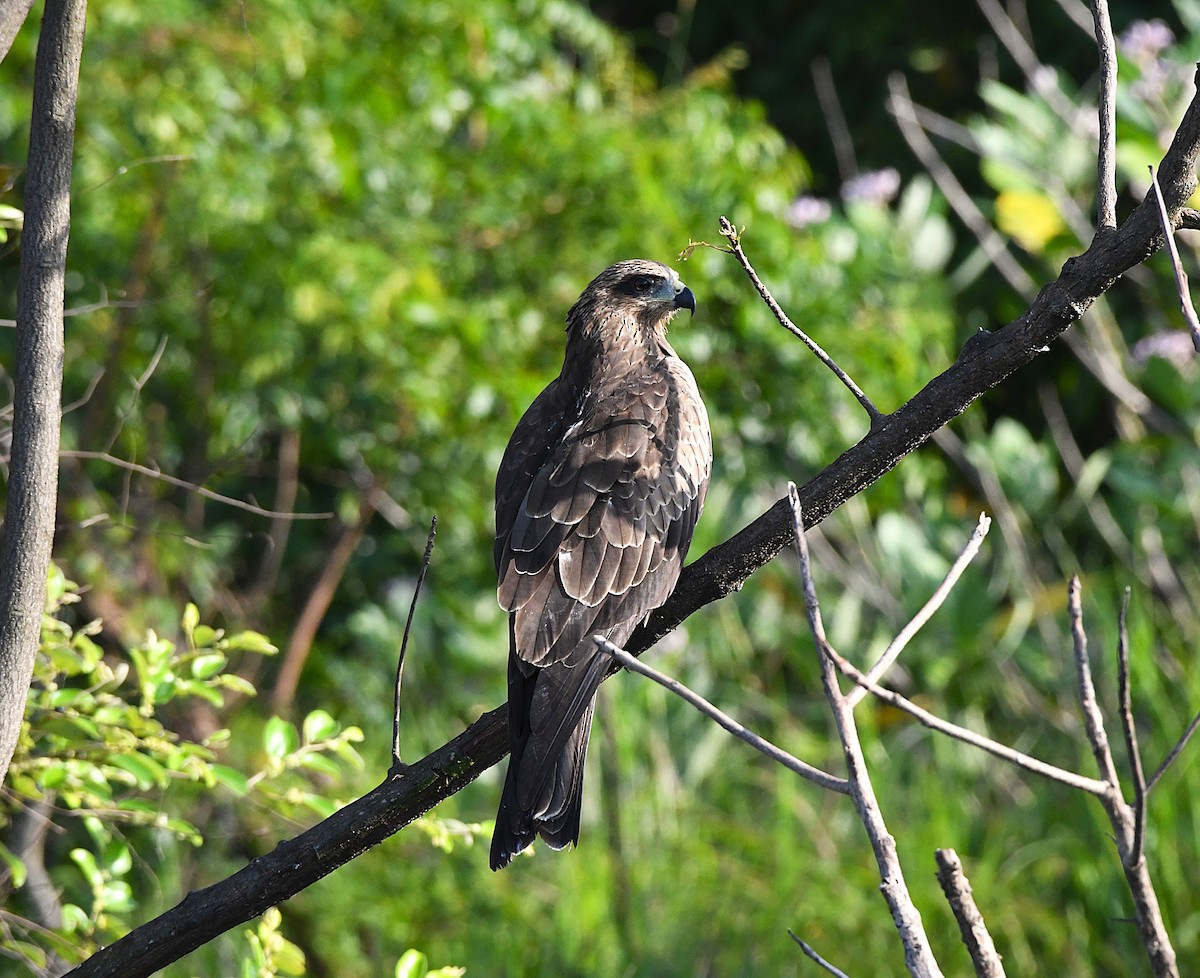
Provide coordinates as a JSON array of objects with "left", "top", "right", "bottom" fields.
[
  {"left": 1131, "top": 331, "right": 1196, "bottom": 369},
  {"left": 1118, "top": 19, "right": 1174, "bottom": 64},
  {"left": 786, "top": 195, "right": 833, "bottom": 228},
  {"left": 840, "top": 168, "right": 901, "bottom": 205}
]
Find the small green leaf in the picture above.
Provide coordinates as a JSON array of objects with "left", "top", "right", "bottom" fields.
[
  {"left": 296, "top": 752, "right": 341, "bottom": 777},
  {"left": 108, "top": 753, "right": 167, "bottom": 789},
  {"left": 224, "top": 630, "right": 278, "bottom": 655},
  {"left": 70, "top": 848, "right": 103, "bottom": 888},
  {"left": 0, "top": 203, "right": 25, "bottom": 227},
  {"left": 181, "top": 602, "right": 200, "bottom": 634},
  {"left": 190, "top": 652, "right": 228, "bottom": 679},
  {"left": 302, "top": 709, "right": 337, "bottom": 743},
  {"left": 215, "top": 674, "right": 257, "bottom": 696},
  {"left": 395, "top": 949, "right": 429, "bottom": 978},
  {"left": 263, "top": 716, "right": 299, "bottom": 758},
  {"left": 0, "top": 842, "right": 27, "bottom": 888},
  {"left": 211, "top": 763, "right": 250, "bottom": 795}
]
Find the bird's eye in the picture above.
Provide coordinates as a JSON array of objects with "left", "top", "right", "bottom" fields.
[{"left": 633, "top": 276, "right": 654, "bottom": 293}]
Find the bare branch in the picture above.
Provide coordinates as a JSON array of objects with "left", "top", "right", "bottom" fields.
[
  {"left": 934, "top": 849, "right": 1006, "bottom": 978},
  {"left": 790, "top": 486, "right": 944, "bottom": 978},
  {"left": 788, "top": 931, "right": 855, "bottom": 978},
  {"left": 1146, "top": 710, "right": 1200, "bottom": 793},
  {"left": 103, "top": 334, "right": 168, "bottom": 453},
  {"left": 1149, "top": 165, "right": 1200, "bottom": 353},
  {"left": 391, "top": 517, "right": 437, "bottom": 773},
  {"left": 887, "top": 73, "right": 1037, "bottom": 299},
  {"left": 820, "top": 624, "right": 1110, "bottom": 796},
  {"left": 811, "top": 56, "right": 858, "bottom": 182},
  {"left": 1115, "top": 588, "right": 1147, "bottom": 866},
  {"left": 846, "top": 512, "right": 991, "bottom": 708},
  {"left": 718, "top": 217, "right": 884, "bottom": 428},
  {"left": 1069, "top": 577, "right": 1179, "bottom": 977},
  {"left": 598, "top": 638, "right": 848, "bottom": 794},
  {"left": 889, "top": 72, "right": 1163, "bottom": 426},
  {"left": 57, "top": 450, "right": 332, "bottom": 521},
  {"left": 0, "top": 0, "right": 34, "bottom": 66},
  {"left": 1091, "top": 0, "right": 1118, "bottom": 231},
  {"left": 1068, "top": 576, "right": 1123, "bottom": 789},
  {"left": 1051, "top": 0, "right": 1095, "bottom": 35},
  {"left": 975, "top": 0, "right": 1077, "bottom": 123}
]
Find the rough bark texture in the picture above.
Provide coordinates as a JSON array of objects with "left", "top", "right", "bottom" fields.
[
  {"left": 0, "top": 0, "right": 35, "bottom": 65},
  {"left": 0, "top": 0, "right": 86, "bottom": 788},
  {"left": 65, "top": 68, "right": 1200, "bottom": 978}
]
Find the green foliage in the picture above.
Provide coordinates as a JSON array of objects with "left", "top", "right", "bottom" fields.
[
  {"left": 0, "top": 569, "right": 366, "bottom": 972},
  {"left": 0, "top": 1, "right": 1197, "bottom": 976}
]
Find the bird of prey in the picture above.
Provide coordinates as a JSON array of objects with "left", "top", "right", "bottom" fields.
[{"left": 490, "top": 259, "right": 712, "bottom": 870}]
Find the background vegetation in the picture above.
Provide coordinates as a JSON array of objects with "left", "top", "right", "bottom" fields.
[{"left": 0, "top": 0, "right": 1197, "bottom": 975}]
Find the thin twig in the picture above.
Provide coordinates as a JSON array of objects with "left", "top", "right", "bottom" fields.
[
  {"left": 934, "top": 849, "right": 1007, "bottom": 978},
  {"left": 104, "top": 333, "right": 168, "bottom": 453},
  {"left": 1115, "top": 588, "right": 1147, "bottom": 866},
  {"left": 84, "top": 153, "right": 193, "bottom": 192},
  {"left": 1146, "top": 710, "right": 1200, "bottom": 793},
  {"left": 57, "top": 450, "right": 332, "bottom": 520},
  {"left": 1068, "top": 578, "right": 1179, "bottom": 978},
  {"left": 597, "top": 638, "right": 848, "bottom": 794},
  {"left": 788, "top": 930, "right": 854, "bottom": 978},
  {"left": 1149, "top": 165, "right": 1200, "bottom": 353},
  {"left": 975, "top": 0, "right": 1078, "bottom": 124},
  {"left": 0, "top": 294, "right": 163, "bottom": 328},
  {"left": 889, "top": 71, "right": 1162, "bottom": 424},
  {"left": 847, "top": 512, "right": 991, "bottom": 708},
  {"left": 1051, "top": 0, "right": 1095, "bottom": 34},
  {"left": 819, "top": 620, "right": 1110, "bottom": 796},
  {"left": 719, "top": 218, "right": 884, "bottom": 428},
  {"left": 1091, "top": 0, "right": 1118, "bottom": 231},
  {"left": 790, "top": 485, "right": 944, "bottom": 978},
  {"left": 811, "top": 56, "right": 858, "bottom": 183},
  {"left": 391, "top": 517, "right": 437, "bottom": 773},
  {"left": 887, "top": 74, "right": 1037, "bottom": 299},
  {"left": 1068, "top": 577, "right": 1123, "bottom": 789}
]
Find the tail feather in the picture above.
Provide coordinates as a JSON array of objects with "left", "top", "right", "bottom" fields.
[{"left": 490, "top": 701, "right": 596, "bottom": 870}]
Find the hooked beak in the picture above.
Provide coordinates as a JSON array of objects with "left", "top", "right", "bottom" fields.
[{"left": 673, "top": 285, "right": 696, "bottom": 318}]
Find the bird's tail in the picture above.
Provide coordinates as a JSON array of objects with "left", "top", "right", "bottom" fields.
[{"left": 489, "top": 699, "right": 596, "bottom": 871}]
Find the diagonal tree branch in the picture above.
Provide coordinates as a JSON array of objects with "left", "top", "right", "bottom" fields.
[{"left": 64, "top": 70, "right": 1200, "bottom": 978}]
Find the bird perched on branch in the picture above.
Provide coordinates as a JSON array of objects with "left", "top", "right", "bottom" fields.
[{"left": 490, "top": 259, "right": 712, "bottom": 870}]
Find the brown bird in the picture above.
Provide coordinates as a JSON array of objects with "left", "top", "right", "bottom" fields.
[{"left": 490, "top": 259, "right": 712, "bottom": 870}]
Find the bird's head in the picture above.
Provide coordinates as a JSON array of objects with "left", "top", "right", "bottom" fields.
[{"left": 565, "top": 259, "right": 696, "bottom": 340}]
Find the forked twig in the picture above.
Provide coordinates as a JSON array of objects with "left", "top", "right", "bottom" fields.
[
  {"left": 847, "top": 513, "right": 991, "bottom": 707},
  {"left": 1068, "top": 578, "right": 1179, "bottom": 977},
  {"left": 597, "top": 637, "right": 848, "bottom": 794},
  {"left": 718, "top": 217, "right": 884, "bottom": 428},
  {"left": 391, "top": 516, "right": 438, "bottom": 772},
  {"left": 790, "top": 485, "right": 944, "bottom": 978}
]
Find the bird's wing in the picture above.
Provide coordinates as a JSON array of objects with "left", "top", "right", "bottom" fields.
[{"left": 497, "top": 360, "right": 710, "bottom": 668}]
